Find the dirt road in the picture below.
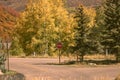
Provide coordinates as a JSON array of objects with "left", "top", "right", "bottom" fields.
[{"left": 9, "top": 58, "right": 120, "bottom": 80}]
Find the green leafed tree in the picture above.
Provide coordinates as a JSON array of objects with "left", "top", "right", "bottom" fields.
[
  {"left": 101, "top": 0, "right": 120, "bottom": 61},
  {"left": 9, "top": 36, "right": 23, "bottom": 56}
]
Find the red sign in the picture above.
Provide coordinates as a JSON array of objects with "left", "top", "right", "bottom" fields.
[{"left": 56, "top": 42, "right": 62, "bottom": 49}]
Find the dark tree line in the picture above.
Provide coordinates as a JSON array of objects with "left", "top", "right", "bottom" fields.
[{"left": 73, "top": 0, "right": 120, "bottom": 62}]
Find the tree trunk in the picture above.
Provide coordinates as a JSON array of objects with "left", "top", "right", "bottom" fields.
[
  {"left": 116, "top": 47, "right": 120, "bottom": 62},
  {"left": 78, "top": 54, "right": 84, "bottom": 62},
  {"left": 76, "top": 54, "right": 79, "bottom": 62},
  {"left": 105, "top": 48, "right": 108, "bottom": 60},
  {"left": 80, "top": 54, "right": 84, "bottom": 62},
  {"left": 76, "top": 53, "right": 84, "bottom": 62}
]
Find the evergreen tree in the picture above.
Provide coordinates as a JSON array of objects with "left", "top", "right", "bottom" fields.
[
  {"left": 89, "top": 6, "right": 105, "bottom": 54},
  {"left": 102, "top": 0, "right": 120, "bottom": 61},
  {"left": 74, "top": 5, "right": 91, "bottom": 62}
]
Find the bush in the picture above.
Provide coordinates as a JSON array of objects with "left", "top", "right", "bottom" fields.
[{"left": 0, "top": 71, "right": 25, "bottom": 80}]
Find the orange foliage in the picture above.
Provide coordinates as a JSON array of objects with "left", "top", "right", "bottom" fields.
[{"left": 0, "top": 4, "right": 19, "bottom": 41}]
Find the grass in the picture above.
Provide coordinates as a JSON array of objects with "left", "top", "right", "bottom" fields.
[
  {"left": 84, "top": 54, "right": 115, "bottom": 60},
  {"left": 54, "top": 54, "right": 117, "bottom": 65},
  {"left": 31, "top": 76, "right": 52, "bottom": 80},
  {"left": 30, "top": 76, "right": 113, "bottom": 80},
  {"left": 93, "top": 76, "right": 112, "bottom": 80}
]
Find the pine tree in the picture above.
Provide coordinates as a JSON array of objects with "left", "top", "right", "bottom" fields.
[
  {"left": 74, "top": 5, "right": 91, "bottom": 62},
  {"left": 89, "top": 6, "right": 105, "bottom": 54},
  {"left": 102, "top": 0, "right": 120, "bottom": 61}
]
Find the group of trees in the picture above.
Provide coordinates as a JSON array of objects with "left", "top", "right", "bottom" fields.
[
  {"left": 101, "top": 0, "right": 120, "bottom": 61},
  {"left": 15, "top": 0, "right": 75, "bottom": 56},
  {"left": 73, "top": 0, "right": 120, "bottom": 61},
  {"left": 0, "top": 0, "right": 119, "bottom": 62},
  {"left": 15, "top": 0, "right": 120, "bottom": 61}
]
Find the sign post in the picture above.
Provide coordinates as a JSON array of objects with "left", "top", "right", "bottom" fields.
[
  {"left": 56, "top": 42, "right": 62, "bottom": 64},
  {"left": 3, "top": 41, "right": 11, "bottom": 71}
]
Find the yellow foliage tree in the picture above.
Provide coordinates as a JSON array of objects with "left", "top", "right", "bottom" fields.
[
  {"left": 84, "top": 7, "right": 96, "bottom": 27},
  {"left": 16, "top": 0, "right": 75, "bottom": 56}
]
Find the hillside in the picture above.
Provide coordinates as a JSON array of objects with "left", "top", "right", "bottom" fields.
[
  {"left": 0, "top": 0, "right": 28, "bottom": 11},
  {"left": 67, "top": 0, "right": 102, "bottom": 7},
  {"left": 0, "top": 0, "right": 102, "bottom": 11}
]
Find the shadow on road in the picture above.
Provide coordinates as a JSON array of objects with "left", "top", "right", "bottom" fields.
[
  {"left": 85, "top": 60, "right": 117, "bottom": 65},
  {"left": 32, "top": 60, "right": 118, "bottom": 66}
]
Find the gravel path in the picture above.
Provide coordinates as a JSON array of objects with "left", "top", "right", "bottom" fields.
[{"left": 9, "top": 58, "right": 120, "bottom": 80}]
